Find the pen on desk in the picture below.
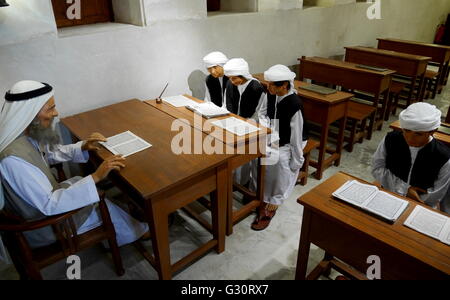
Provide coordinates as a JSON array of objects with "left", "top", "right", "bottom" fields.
[{"left": 156, "top": 82, "right": 169, "bottom": 104}]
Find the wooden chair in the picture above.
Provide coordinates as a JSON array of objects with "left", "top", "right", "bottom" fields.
[
  {"left": 297, "top": 139, "right": 320, "bottom": 186},
  {"left": 0, "top": 166, "right": 124, "bottom": 280}
]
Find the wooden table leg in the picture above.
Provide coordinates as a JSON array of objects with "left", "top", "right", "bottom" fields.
[
  {"left": 314, "top": 122, "right": 329, "bottom": 180},
  {"left": 212, "top": 163, "right": 227, "bottom": 253},
  {"left": 147, "top": 200, "right": 171, "bottom": 280},
  {"left": 367, "top": 111, "right": 375, "bottom": 140},
  {"left": 373, "top": 92, "right": 385, "bottom": 131},
  {"left": 443, "top": 62, "right": 450, "bottom": 86},
  {"left": 407, "top": 76, "right": 417, "bottom": 106},
  {"left": 417, "top": 74, "right": 426, "bottom": 102},
  {"left": 376, "top": 92, "right": 386, "bottom": 131},
  {"left": 335, "top": 116, "right": 347, "bottom": 166},
  {"left": 446, "top": 106, "right": 450, "bottom": 124},
  {"left": 295, "top": 209, "right": 312, "bottom": 280},
  {"left": 226, "top": 160, "right": 234, "bottom": 236},
  {"left": 256, "top": 156, "right": 265, "bottom": 208}
]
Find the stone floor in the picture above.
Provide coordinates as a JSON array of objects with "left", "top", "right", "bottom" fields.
[{"left": 1, "top": 84, "right": 448, "bottom": 280}]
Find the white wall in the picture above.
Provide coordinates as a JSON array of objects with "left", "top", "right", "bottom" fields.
[
  {"left": 259, "top": 0, "right": 303, "bottom": 11},
  {"left": 0, "top": 0, "right": 449, "bottom": 116}
]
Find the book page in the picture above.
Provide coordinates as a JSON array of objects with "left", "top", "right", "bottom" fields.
[
  {"left": 103, "top": 131, "right": 136, "bottom": 147},
  {"left": 187, "top": 102, "right": 230, "bottom": 118},
  {"left": 100, "top": 131, "right": 152, "bottom": 157},
  {"left": 443, "top": 225, "right": 450, "bottom": 245},
  {"left": 211, "top": 117, "right": 261, "bottom": 137},
  {"left": 163, "top": 95, "right": 198, "bottom": 108},
  {"left": 404, "top": 205, "right": 450, "bottom": 244},
  {"left": 332, "top": 180, "right": 379, "bottom": 206},
  {"left": 364, "top": 191, "right": 409, "bottom": 221}
]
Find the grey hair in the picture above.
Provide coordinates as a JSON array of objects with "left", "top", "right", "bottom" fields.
[{"left": 27, "top": 118, "right": 60, "bottom": 150}]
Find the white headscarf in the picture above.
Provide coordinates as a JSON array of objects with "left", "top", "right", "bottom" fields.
[
  {"left": 0, "top": 80, "right": 54, "bottom": 153},
  {"left": 224, "top": 58, "right": 254, "bottom": 80},
  {"left": 399, "top": 102, "right": 442, "bottom": 132},
  {"left": 264, "top": 64, "right": 297, "bottom": 95},
  {"left": 203, "top": 51, "right": 229, "bottom": 68}
]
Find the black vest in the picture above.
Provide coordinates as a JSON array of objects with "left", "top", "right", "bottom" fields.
[
  {"left": 385, "top": 131, "right": 450, "bottom": 190},
  {"left": 225, "top": 80, "right": 265, "bottom": 119},
  {"left": 267, "top": 93, "right": 308, "bottom": 147},
  {"left": 206, "top": 75, "right": 229, "bottom": 107}
]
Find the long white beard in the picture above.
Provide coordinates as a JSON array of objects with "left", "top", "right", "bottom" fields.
[{"left": 27, "top": 118, "right": 60, "bottom": 150}]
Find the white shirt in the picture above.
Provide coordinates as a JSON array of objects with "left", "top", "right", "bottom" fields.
[
  {"left": 257, "top": 91, "right": 305, "bottom": 171},
  {"left": 372, "top": 136, "right": 450, "bottom": 214},
  {"left": 0, "top": 138, "right": 99, "bottom": 216}
]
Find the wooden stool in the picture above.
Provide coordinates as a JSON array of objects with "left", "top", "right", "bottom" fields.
[
  {"left": 423, "top": 69, "right": 440, "bottom": 99},
  {"left": 386, "top": 81, "right": 406, "bottom": 120},
  {"left": 346, "top": 101, "right": 377, "bottom": 152},
  {"left": 297, "top": 139, "right": 320, "bottom": 186}
]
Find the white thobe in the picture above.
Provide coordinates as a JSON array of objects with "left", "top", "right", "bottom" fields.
[
  {"left": 0, "top": 138, "right": 148, "bottom": 250},
  {"left": 226, "top": 79, "right": 265, "bottom": 185},
  {"left": 372, "top": 137, "right": 450, "bottom": 215},
  {"left": 255, "top": 92, "right": 306, "bottom": 206}
]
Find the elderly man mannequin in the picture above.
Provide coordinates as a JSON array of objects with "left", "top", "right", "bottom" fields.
[
  {"left": 251, "top": 65, "right": 308, "bottom": 231},
  {"left": 372, "top": 102, "right": 450, "bottom": 215},
  {"left": 0, "top": 80, "right": 148, "bottom": 249},
  {"left": 203, "top": 51, "right": 229, "bottom": 107}
]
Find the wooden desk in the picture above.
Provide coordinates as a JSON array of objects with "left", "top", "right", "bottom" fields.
[
  {"left": 378, "top": 38, "right": 450, "bottom": 97},
  {"left": 61, "top": 99, "right": 233, "bottom": 280},
  {"left": 298, "top": 56, "right": 396, "bottom": 139},
  {"left": 253, "top": 73, "right": 353, "bottom": 180},
  {"left": 295, "top": 172, "right": 450, "bottom": 280},
  {"left": 390, "top": 120, "right": 450, "bottom": 147},
  {"left": 144, "top": 96, "right": 269, "bottom": 235},
  {"left": 345, "top": 46, "right": 431, "bottom": 104}
]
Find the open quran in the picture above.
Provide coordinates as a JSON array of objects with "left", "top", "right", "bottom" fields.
[{"left": 333, "top": 180, "right": 409, "bottom": 223}]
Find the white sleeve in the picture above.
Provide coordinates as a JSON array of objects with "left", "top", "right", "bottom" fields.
[
  {"left": 256, "top": 93, "right": 269, "bottom": 126},
  {"left": 0, "top": 156, "right": 99, "bottom": 216},
  {"left": 223, "top": 86, "right": 230, "bottom": 110},
  {"left": 289, "top": 111, "right": 305, "bottom": 171},
  {"left": 204, "top": 82, "right": 211, "bottom": 103},
  {"left": 250, "top": 92, "right": 267, "bottom": 122},
  {"left": 422, "top": 159, "right": 450, "bottom": 208},
  {"left": 371, "top": 137, "right": 410, "bottom": 196},
  {"left": 45, "top": 141, "right": 89, "bottom": 165}
]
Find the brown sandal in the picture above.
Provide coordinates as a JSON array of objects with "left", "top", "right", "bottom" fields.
[{"left": 251, "top": 207, "right": 276, "bottom": 231}]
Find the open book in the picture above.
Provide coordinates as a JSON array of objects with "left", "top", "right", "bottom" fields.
[
  {"left": 404, "top": 205, "right": 450, "bottom": 246},
  {"left": 211, "top": 117, "right": 261, "bottom": 137},
  {"left": 186, "top": 102, "right": 230, "bottom": 119},
  {"left": 163, "top": 95, "right": 198, "bottom": 108},
  {"left": 332, "top": 180, "right": 409, "bottom": 222},
  {"left": 100, "top": 131, "right": 152, "bottom": 157}
]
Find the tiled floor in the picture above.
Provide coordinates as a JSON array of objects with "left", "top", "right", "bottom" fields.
[{"left": 1, "top": 84, "right": 448, "bottom": 280}]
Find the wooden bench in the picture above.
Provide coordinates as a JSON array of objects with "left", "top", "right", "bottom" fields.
[{"left": 297, "top": 139, "right": 320, "bottom": 186}]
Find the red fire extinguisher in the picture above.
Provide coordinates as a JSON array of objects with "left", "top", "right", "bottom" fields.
[{"left": 434, "top": 23, "right": 446, "bottom": 44}]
